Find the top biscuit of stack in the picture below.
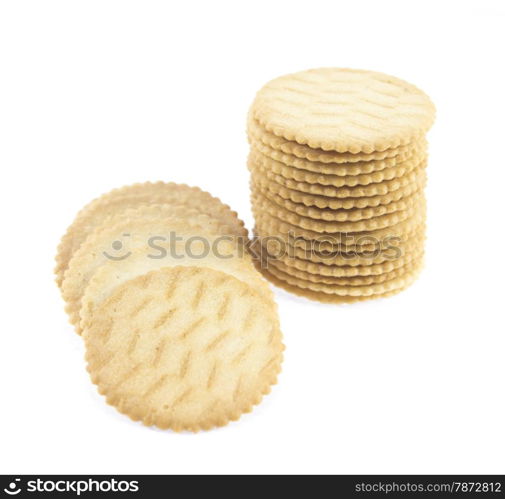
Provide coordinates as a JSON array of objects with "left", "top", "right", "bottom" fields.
[{"left": 250, "top": 67, "right": 435, "bottom": 154}]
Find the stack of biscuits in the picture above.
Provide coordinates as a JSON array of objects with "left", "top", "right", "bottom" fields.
[
  {"left": 56, "top": 182, "right": 283, "bottom": 432},
  {"left": 247, "top": 68, "right": 435, "bottom": 303}
]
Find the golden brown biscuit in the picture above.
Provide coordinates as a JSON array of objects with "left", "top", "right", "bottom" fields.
[
  {"left": 62, "top": 205, "right": 244, "bottom": 334},
  {"left": 249, "top": 148, "right": 426, "bottom": 186},
  {"left": 251, "top": 68, "right": 435, "bottom": 153},
  {"left": 251, "top": 170, "right": 426, "bottom": 209},
  {"left": 84, "top": 266, "right": 283, "bottom": 432},
  {"left": 255, "top": 227, "right": 425, "bottom": 267},
  {"left": 249, "top": 159, "right": 426, "bottom": 198},
  {"left": 55, "top": 182, "right": 247, "bottom": 287},
  {"left": 252, "top": 201, "right": 426, "bottom": 248},
  {"left": 248, "top": 117, "right": 420, "bottom": 164},
  {"left": 252, "top": 190, "right": 424, "bottom": 233},
  {"left": 264, "top": 246, "right": 425, "bottom": 277},
  {"left": 264, "top": 257, "right": 423, "bottom": 296},
  {"left": 249, "top": 134, "right": 426, "bottom": 174},
  {"left": 256, "top": 263, "right": 413, "bottom": 304},
  {"left": 252, "top": 183, "right": 422, "bottom": 222},
  {"left": 266, "top": 257, "right": 422, "bottom": 286}
]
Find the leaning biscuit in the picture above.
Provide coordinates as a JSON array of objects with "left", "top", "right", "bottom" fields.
[
  {"left": 251, "top": 68, "right": 435, "bottom": 153},
  {"left": 62, "top": 206, "right": 241, "bottom": 333},
  {"left": 55, "top": 182, "right": 247, "bottom": 287},
  {"left": 96, "top": 203, "right": 238, "bottom": 243},
  {"left": 79, "top": 247, "right": 271, "bottom": 332},
  {"left": 84, "top": 266, "right": 283, "bottom": 432}
]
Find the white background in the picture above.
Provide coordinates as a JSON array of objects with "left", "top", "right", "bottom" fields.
[{"left": 1, "top": 0, "right": 504, "bottom": 475}]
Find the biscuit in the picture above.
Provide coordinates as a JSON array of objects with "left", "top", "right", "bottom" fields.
[
  {"left": 254, "top": 222, "right": 381, "bottom": 253},
  {"left": 268, "top": 257, "right": 422, "bottom": 286},
  {"left": 84, "top": 266, "right": 283, "bottom": 432},
  {"left": 62, "top": 205, "right": 245, "bottom": 333},
  {"left": 253, "top": 221, "right": 425, "bottom": 260},
  {"left": 248, "top": 117, "right": 418, "bottom": 164},
  {"left": 97, "top": 203, "right": 238, "bottom": 240},
  {"left": 250, "top": 68, "right": 435, "bottom": 153},
  {"left": 247, "top": 68, "right": 433, "bottom": 299},
  {"left": 249, "top": 135, "right": 426, "bottom": 175},
  {"left": 256, "top": 263, "right": 411, "bottom": 304},
  {"left": 79, "top": 248, "right": 271, "bottom": 332},
  {"left": 250, "top": 159, "right": 426, "bottom": 198},
  {"left": 253, "top": 183, "right": 422, "bottom": 222},
  {"left": 266, "top": 245, "right": 424, "bottom": 277},
  {"left": 55, "top": 182, "right": 247, "bottom": 287},
  {"left": 249, "top": 148, "right": 426, "bottom": 186},
  {"left": 257, "top": 227, "right": 425, "bottom": 267},
  {"left": 263, "top": 258, "right": 423, "bottom": 296},
  {"left": 251, "top": 170, "right": 426, "bottom": 209},
  {"left": 253, "top": 209, "right": 426, "bottom": 251},
  {"left": 252, "top": 190, "right": 424, "bottom": 233}
]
